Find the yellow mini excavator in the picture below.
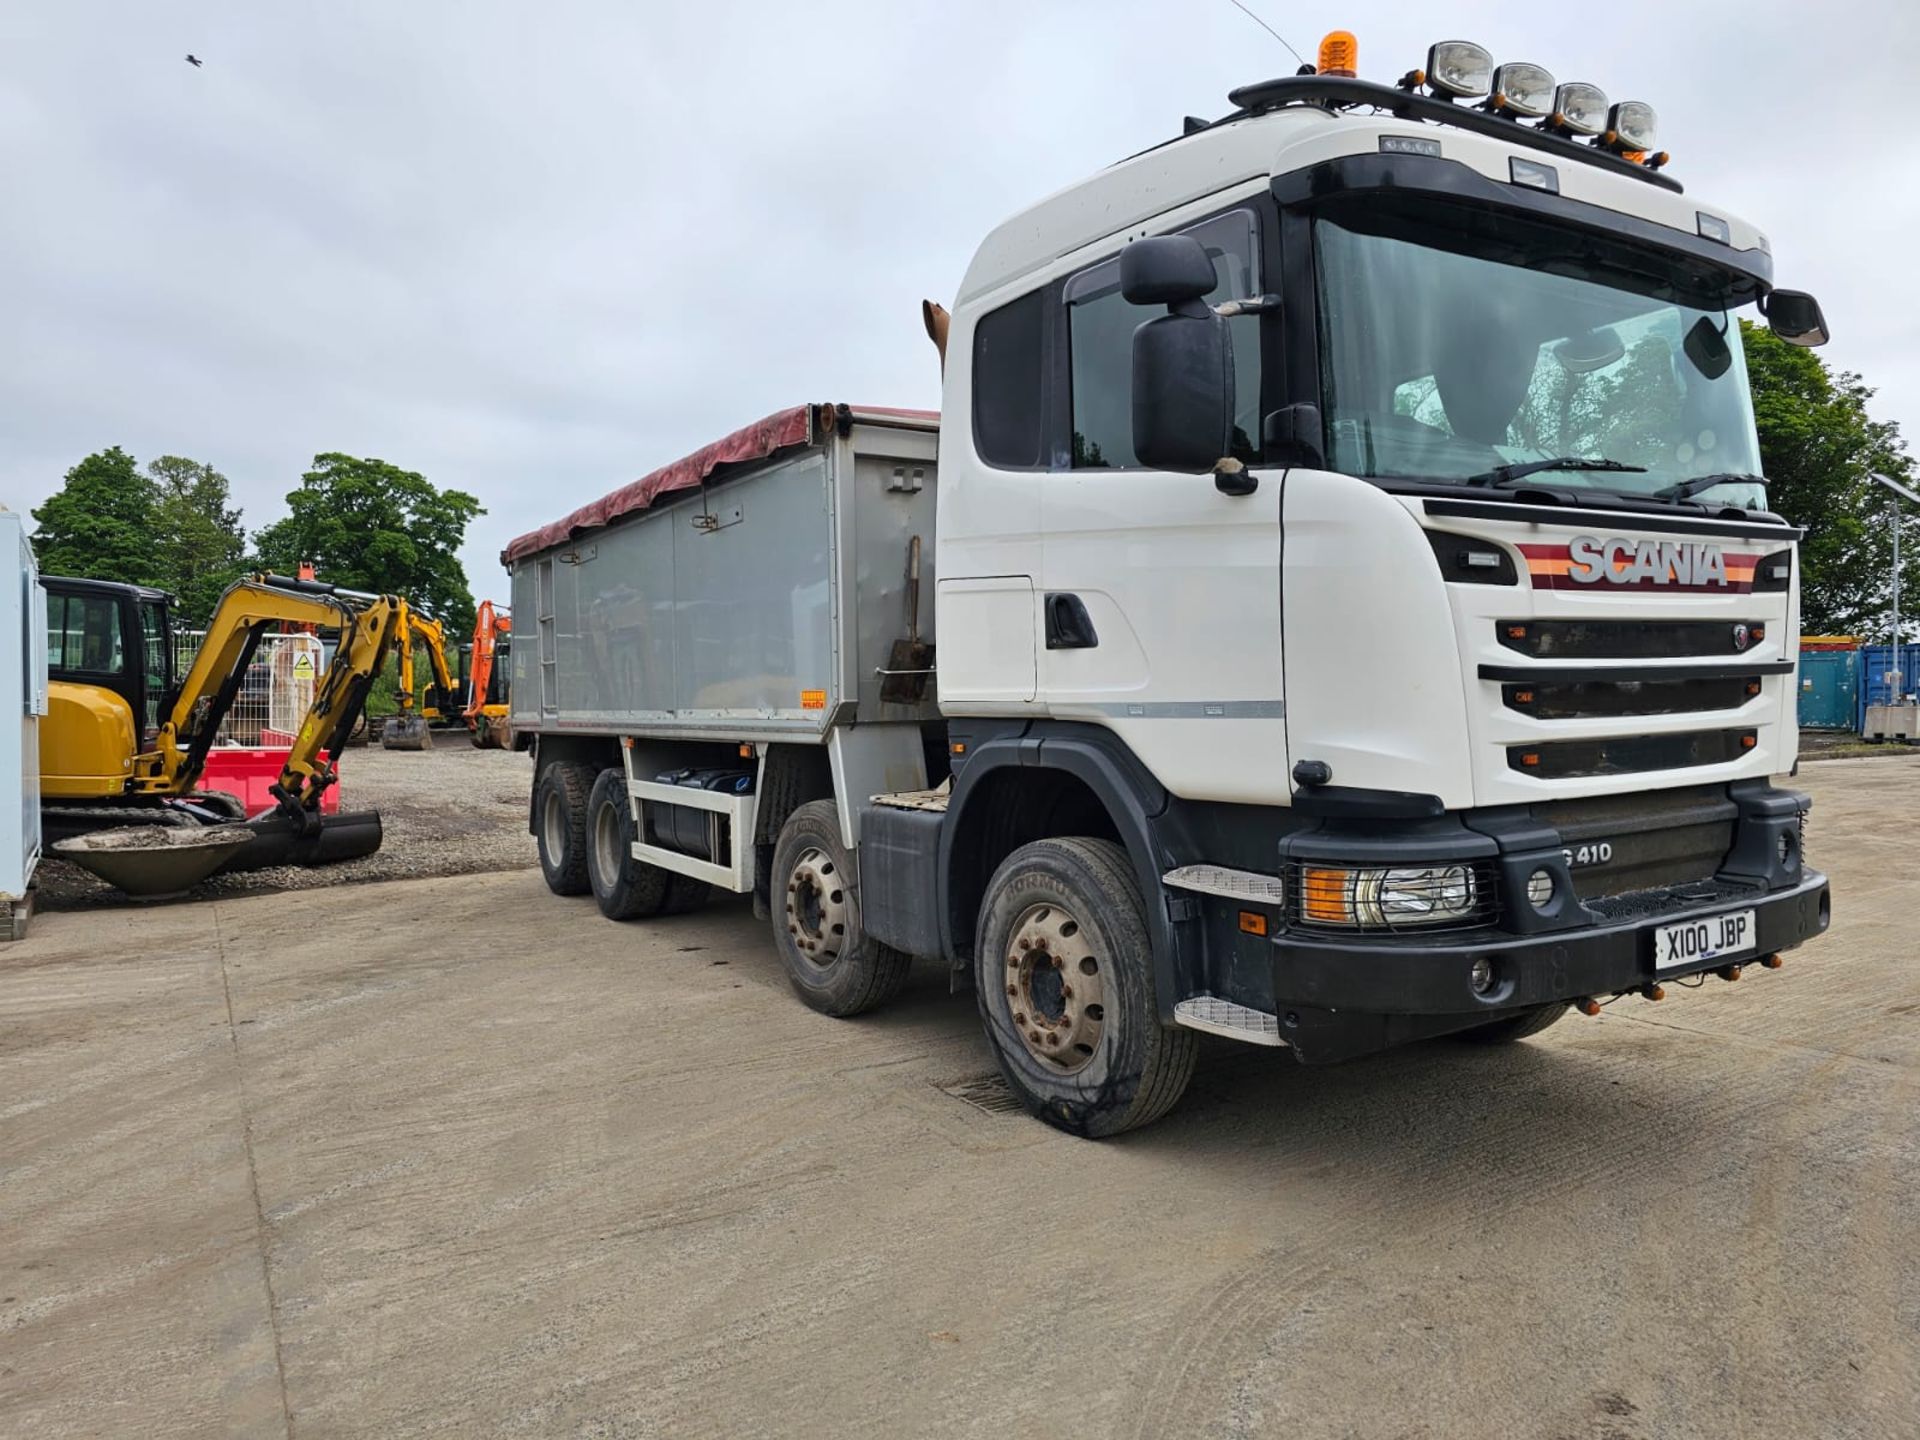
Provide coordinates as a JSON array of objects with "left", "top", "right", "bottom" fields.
[
  {"left": 42, "top": 572, "right": 408, "bottom": 886},
  {"left": 382, "top": 599, "right": 457, "bottom": 751}
]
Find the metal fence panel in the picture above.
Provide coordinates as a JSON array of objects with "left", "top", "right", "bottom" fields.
[{"left": 171, "top": 630, "right": 326, "bottom": 745}]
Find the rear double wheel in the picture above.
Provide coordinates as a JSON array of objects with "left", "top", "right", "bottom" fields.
[
  {"left": 585, "top": 768, "right": 671, "bottom": 920},
  {"left": 770, "top": 801, "right": 909, "bottom": 1016},
  {"left": 975, "top": 838, "right": 1196, "bottom": 1138},
  {"left": 535, "top": 761, "right": 595, "bottom": 896}
]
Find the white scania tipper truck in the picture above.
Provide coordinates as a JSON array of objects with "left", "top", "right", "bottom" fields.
[{"left": 507, "top": 37, "right": 1833, "bottom": 1136}]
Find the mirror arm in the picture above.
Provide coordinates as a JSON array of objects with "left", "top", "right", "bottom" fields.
[
  {"left": 1213, "top": 293, "right": 1282, "bottom": 319},
  {"left": 1213, "top": 458, "right": 1258, "bottom": 497}
]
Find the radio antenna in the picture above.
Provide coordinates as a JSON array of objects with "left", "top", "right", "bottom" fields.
[{"left": 1225, "top": 0, "right": 1308, "bottom": 70}]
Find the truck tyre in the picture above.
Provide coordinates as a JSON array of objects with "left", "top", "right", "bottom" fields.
[
  {"left": 975, "top": 838, "right": 1197, "bottom": 1138},
  {"left": 586, "top": 768, "right": 670, "bottom": 920},
  {"left": 535, "top": 761, "right": 595, "bottom": 896},
  {"left": 770, "top": 800, "right": 909, "bottom": 1016},
  {"left": 1454, "top": 1002, "right": 1567, "bottom": 1044}
]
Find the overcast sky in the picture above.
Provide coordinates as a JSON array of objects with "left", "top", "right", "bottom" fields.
[{"left": 4, "top": 1, "right": 1916, "bottom": 593}]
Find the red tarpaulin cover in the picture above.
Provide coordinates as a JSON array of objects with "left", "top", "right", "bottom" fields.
[{"left": 501, "top": 403, "right": 938, "bottom": 565}]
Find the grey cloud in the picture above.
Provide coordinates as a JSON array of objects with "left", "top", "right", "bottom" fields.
[{"left": 3, "top": 0, "right": 1915, "bottom": 593}]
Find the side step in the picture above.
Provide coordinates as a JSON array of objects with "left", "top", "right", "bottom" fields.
[
  {"left": 1174, "top": 995, "right": 1286, "bottom": 1047},
  {"left": 1162, "top": 863, "right": 1285, "bottom": 905}
]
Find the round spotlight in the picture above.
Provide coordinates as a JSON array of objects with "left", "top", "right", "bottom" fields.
[
  {"left": 1489, "top": 62, "right": 1555, "bottom": 118},
  {"left": 1605, "top": 100, "right": 1658, "bottom": 152},
  {"left": 1526, "top": 869, "right": 1555, "bottom": 910},
  {"left": 1469, "top": 956, "right": 1495, "bottom": 994},
  {"left": 1425, "top": 40, "right": 1493, "bottom": 99},
  {"left": 1550, "top": 82, "right": 1609, "bottom": 137}
]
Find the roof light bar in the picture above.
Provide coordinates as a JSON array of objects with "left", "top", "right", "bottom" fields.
[
  {"left": 1423, "top": 40, "right": 1493, "bottom": 99},
  {"left": 1604, "top": 100, "right": 1658, "bottom": 153},
  {"left": 1487, "top": 62, "right": 1556, "bottom": 118},
  {"left": 1548, "top": 81, "right": 1609, "bottom": 137}
]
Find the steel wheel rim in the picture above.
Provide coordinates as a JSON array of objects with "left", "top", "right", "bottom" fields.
[
  {"left": 1004, "top": 902, "right": 1105, "bottom": 1074},
  {"left": 542, "top": 789, "right": 567, "bottom": 863},
  {"left": 592, "top": 799, "right": 622, "bottom": 884},
  {"left": 785, "top": 845, "right": 847, "bottom": 968}
]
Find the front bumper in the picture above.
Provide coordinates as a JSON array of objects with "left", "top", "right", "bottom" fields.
[{"left": 1269, "top": 869, "right": 1830, "bottom": 1062}]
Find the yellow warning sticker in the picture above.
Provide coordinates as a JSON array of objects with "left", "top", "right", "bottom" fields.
[
  {"left": 800, "top": 689, "right": 827, "bottom": 710},
  {"left": 292, "top": 652, "right": 316, "bottom": 678}
]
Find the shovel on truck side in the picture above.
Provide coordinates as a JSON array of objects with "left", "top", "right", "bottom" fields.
[{"left": 880, "top": 535, "right": 934, "bottom": 705}]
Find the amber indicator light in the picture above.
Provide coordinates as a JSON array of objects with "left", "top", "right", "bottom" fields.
[
  {"left": 1239, "top": 910, "right": 1269, "bottom": 937},
  {"left": 1301, "top": 867, "right": 1353, "bottom": 923}
]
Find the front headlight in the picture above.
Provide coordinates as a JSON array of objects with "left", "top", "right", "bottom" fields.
[{"left": 1300, "top": 864, "right": 1479, "bottom": 928}]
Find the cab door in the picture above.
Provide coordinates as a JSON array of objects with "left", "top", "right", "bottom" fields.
[{"left": 1037, "top": 207, "right": 1289, "bottom": 805}]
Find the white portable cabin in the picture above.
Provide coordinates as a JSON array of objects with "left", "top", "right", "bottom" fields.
[{"left": 2, "top": 509, "right": 47, "bottom": 938}]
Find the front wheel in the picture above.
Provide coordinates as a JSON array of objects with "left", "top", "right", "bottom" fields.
[{"left": 975, "top": 838, "right": 1196, "bottom": 1138}]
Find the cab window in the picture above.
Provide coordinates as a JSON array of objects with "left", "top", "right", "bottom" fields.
[
  {"left": 139, "top": 601, "right": 169, "bottom": 732},
  {"left": 46, "top": 593, "right": 125, "bottom": 674},
  {"left": 1064, "top": 209, "right": 1263, "bottom": 469}
]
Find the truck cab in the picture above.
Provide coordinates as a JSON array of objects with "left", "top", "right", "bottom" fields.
[{"left": 927, "top": 46, "right": 1829, "bottom": 1116}]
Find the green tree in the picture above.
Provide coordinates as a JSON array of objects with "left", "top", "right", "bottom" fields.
[
  {"left": 252, "top": 454, "right": 483, "bottom": 627},
  {"left": 29, "top": 447, "right": 160, "bottom": 584},
  {"left": 1743, "top": 321, "right": 1917, "bottom": 638},
  {"left": 148, "top": 456, "right": 249, "bottom": 625}
]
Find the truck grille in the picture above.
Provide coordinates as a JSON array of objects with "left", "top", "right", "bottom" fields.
[
  {"left": 1498, "top": 619, "right": 1766, "bottom": 660},
  {"left": 1510, "top": 728, "right": 1756, "bottom": 779},
  {"left": 1503, "top": 673, "right": 1762, "bottom": 720}
]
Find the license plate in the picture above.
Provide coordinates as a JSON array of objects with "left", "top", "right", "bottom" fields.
[{"left": 1654, "top": 908, "right": 1757, "bottom": 972}]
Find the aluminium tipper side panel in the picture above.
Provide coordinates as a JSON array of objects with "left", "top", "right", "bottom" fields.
[
  {"left": 513, "top": 449, "right": 837, "bottom": 739},
  {"left": 511, "top": 421, "right": 940, "bottom": 744}
]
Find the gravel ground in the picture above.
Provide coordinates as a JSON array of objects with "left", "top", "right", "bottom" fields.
[{"left": 35, "top": 736, "right": 535, "bottom": 909}]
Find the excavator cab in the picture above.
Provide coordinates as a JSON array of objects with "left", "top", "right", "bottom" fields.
[{"left": 41, "top": 578, "right": 178, "bottom": 796}]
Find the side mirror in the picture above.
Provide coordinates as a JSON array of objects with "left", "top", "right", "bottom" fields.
[
  {"left": 1120, "top": 234, "right": 1217, "bottom": 306},
  {"left": 1765, "top": 289, "right": 1830, "bottom": 348},
  {"left": 1124, "top": 235, "right": 1234, "bottom": 474}
]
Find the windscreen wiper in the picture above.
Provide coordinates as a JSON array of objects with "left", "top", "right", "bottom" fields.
[
  {"left": 1465, "top": 456, "right": 1649, "bottom": 488},
  {"left": 1653, "top": 471, "right": 1766, "bottom": 501}
]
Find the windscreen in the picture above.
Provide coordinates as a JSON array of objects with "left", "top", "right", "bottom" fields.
[{"left": 1314, "top": 212, "right": 1765, "bottom": 506}]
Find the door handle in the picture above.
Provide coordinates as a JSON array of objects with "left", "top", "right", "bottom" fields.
[{"left": 1044, "top": 593, "right": 1099, "bottom": 650}]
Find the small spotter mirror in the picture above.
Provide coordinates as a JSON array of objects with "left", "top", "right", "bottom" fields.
[
  {"left": 1683, "top": 316, "right": 1733, "bottom": 380},
  {"left": 1766, "top": 289, "right": 1830, "bottom": 348}
]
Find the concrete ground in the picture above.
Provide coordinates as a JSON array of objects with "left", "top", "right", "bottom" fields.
[{"left": 3, "top": 759, "right": 1916, "bottom": 1439}]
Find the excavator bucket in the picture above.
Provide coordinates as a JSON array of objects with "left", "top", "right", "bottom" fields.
[
  {"left": 383, "top": 713, "right": 432, "bottom": 750},
  {"left": 472, "top": 713, "right": 510, "bottom": 749},
  {"left": 53, "top": 827, "right": 256, "bottom": 900}
]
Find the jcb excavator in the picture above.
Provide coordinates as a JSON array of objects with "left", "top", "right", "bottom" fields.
[
  {"left": 42, "top": 572, "right": 407, "bottom": 879},
  {"left": 382, "top": 599, "right": 457, "bottom": 751},
  {"left": 463, "top": 600, "right": 511, "bottom": 749}
]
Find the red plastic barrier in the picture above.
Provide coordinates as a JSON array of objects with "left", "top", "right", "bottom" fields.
[{"left": 200, "top": 747, "right": 342, "bottom": 817}]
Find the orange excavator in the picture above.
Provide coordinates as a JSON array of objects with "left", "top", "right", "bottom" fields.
[{"left": 464, "top": 600, "right": 512, "bottom": 748}]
